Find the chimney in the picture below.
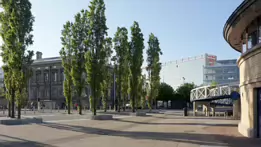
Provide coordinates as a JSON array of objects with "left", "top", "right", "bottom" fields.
[{"left": 36, "top": 51, "right": 42, "bottom": 60}]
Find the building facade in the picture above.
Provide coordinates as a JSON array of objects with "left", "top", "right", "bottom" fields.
[
  {"left": 203, "top": 59, "right": 239, "bottom": 85},
  {"left": 160, "top": 53, "right": 217, "bottom": 89},
  {"left": 29, "top": 52, "right": 115, "bottom": 109},
  {"left": 223, "top": 0, "right": 261, "bottom": 138}
]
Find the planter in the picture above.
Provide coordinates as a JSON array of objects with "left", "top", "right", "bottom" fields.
[
  {"left": 91, "top": 115, "right": 113, "bottom": 120},
  {"left": 0, "top": 117, "right": 43, "bottom": 125}
]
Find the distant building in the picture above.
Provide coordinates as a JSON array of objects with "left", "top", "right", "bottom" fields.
[
  {"left": 160, "top": 53, "right": 217, "bottom": 89},
  {"left": 203, "top": 59, "right": 239, "bottom": 85},
  {"left": 28, "top": 51, "right": 115, "bottom": 108}
]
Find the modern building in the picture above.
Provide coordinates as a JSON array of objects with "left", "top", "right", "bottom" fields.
[
  {"left": 223, "top": 0, "right": 261, "bottom": 138},
  {"left": 160, "top": 53, "right": 217, "bottom": 89},
  {"left": 203, "top": 59, "right": 239, "bottom": 85}
]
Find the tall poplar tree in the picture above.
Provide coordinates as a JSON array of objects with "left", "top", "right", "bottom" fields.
[
  {"left": 129, "top": 21, "right": 144, "bottom": 112},
  {"left": 0, "top": 0, "right": 34, "bottom": 118},
  {"left": 85, "top": 0, "right": 108, "bottom": 116},
  {"left": 146, "top": 33, "right": 162, "bottom": 110},
  {"left": 71, "top": 10, "right": 89, "bottom": 115},
  {"left": 60, "top": 22, "right": 74, "bottom": 114},
  {"left": 101, "top": 37, "right": 113, "bottom": 112},
  {"left": 113, "top": 27, "right": 129, "bottom": 112}
]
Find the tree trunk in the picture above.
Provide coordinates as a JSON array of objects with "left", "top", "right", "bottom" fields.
[
  {"left": 11, "top": 89, "right": 15, "bottom": 118},
  {"left": 18, "top": 103, "right": 21, "bottom": 119},
  {"left": 8, "top": 100, "right": 11, "bottom": 117},
  {"left": 154, "top": 99, "right": 157, "bottom": 109},
  {"left": 132, "top": 93, "right": 135, "bottom": 113},
  {"left": 117, "top": 97, "right": 121, "bottom": 112},
  {"left": 122, "top": 95, "right": 125, "bottom": 111},
  {"left": 93, "top": 96, "right": 96, "bottom": 116},
  {"left": 67, "top": 97, "right": 71, "bottom": 114},
  {"left": 78, "top": 98, "right": 82, "bottom": 115}
]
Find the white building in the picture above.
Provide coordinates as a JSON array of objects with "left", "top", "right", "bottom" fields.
[{"left": 160, "top": 53, "right": 217, "bottom": 89}]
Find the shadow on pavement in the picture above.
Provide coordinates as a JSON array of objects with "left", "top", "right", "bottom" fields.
[
  {"left": 0, "top": 134, "right": 55, "bottom": 147},
  {"left": 113, "top": 118, "right": 238, "bottom": 127},
  {"left": 40, "top": 122, "right": 246, "bottom": 146},
  {"left": 165, "top": 115, "right": 237, "bottom": 120}
]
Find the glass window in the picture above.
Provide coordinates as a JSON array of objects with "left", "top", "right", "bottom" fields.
[
  {"left": 242, "top": 43, "right": 247, "bottom": 53},
  {"left": 44, "top": 73, "right": 48, "bottom": 82},
  {"left": 36, "top": 71, "right": 41, "bottom": 82}
]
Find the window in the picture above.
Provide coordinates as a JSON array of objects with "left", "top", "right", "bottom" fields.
[
  {"left": 248, "top": 31, "right": 258, "bottom": 49},
  {"left": 45, "top": 89, "right": 49, "bottom": 97},
  {"left": 36, "top": 71, "right": 41, "bottom": 82},
  {"left": 59, "top": 88, "right": 63, "bottom": 96},
  {"left": 52, "top": 72, "right": 57, "bottom": 82},
  {"left": 52, "top": 88, "right": 57, "bottom": 96},
  {"left": 44, "top": 73, "right": 48, "bottom": 82},
  {"left": 60, "top": 70, "right": 64, "bottom": 81}
]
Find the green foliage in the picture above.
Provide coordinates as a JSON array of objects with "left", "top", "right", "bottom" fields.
[
  {"left": 101, "top": 37, "right": 113, "bottom": 112},
  {"left": 113, "top": 27, "right": 129, "bottom": 111},
  {"left": 146, "top": 33, "right": 162, "bottom": 109},
  {"left": 60, "top": 21, "right": 74, "bottom": 114},
  {"left": 175, "top": 82, "right": 196, "bottom": 102},
  {"left": 139, "top": 75, "right": 147, "bottom": 109},
  {"left": 129, "top": 21, "right": 145, "bottom": 112},
  {"left": 211, "top": 81, "right": 218, "bottom": 87},
  {"left": 70, "top": 10, "right": 89, "bottom": 115},
  {"left": 156, "top": 83, "right": 175, "bottom": 101},
  {"left": 85, "top": 0, "right": 108, "bottom": 116},
  {"left": 0, "top": 0, "right": 34, "bottom": 118}
]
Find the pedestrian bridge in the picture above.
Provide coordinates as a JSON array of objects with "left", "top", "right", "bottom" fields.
[{"left": 190, "top": 83, "right": 240, "bottom": 105}]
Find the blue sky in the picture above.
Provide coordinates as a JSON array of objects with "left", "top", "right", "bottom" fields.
[{"left": 28, "top": 0, "right": 242, "bottom": 64}]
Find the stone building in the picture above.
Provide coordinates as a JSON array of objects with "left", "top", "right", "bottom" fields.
[
  {"left": 29, "top": 52, "right": 115, "bottom": 109},
  {"left": 29, "top": 52, "right": 68, "bottom": 108},
  {"left": 223, "top": 0, "right": 261, "bottom": 138}
]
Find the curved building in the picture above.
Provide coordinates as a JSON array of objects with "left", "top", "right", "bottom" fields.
[{"left": 224, "top": 0, "right": 261, "bottom": 138}]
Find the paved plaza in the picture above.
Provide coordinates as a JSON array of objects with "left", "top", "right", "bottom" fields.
[{"left": 0, "top": 111, "right": 260, "bottom": 147}]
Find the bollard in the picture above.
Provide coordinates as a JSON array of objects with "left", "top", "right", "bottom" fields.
[
  {"left": 3, "top": 107, "right": 5, "bottom": 115},
  {"left": 33, "top": 107, "right": 35, "bottom": 114},
  {"left": 58, "top": 107, "right": 60, "bottom": 112},
  {"left": 24, "top": 108, "right": 26, "bottom": 114}
]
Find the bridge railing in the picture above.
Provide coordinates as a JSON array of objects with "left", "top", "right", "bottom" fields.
[{"left": 190, "top": 83, "right": 239, "bottom": 102}]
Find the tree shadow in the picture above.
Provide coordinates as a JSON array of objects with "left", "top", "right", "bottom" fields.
[
  {"left": 165, "top": 115, "right": 237, "bottom": 120},
  {"left": 39, "top": 122, "right": 261, "bottom": 147},
  {"left": 113, "top": 118, "right": 238, "bottom": 127},
  {"left": 40, "top": 122, "right": 224, "bottom": 146},
  {"left": 0, "top": 134, "right": 56, "bottom": 147}
]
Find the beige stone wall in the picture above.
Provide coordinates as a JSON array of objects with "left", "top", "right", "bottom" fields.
[{"left": 238, "top": 46, "right": 261, "bottom": 137}]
